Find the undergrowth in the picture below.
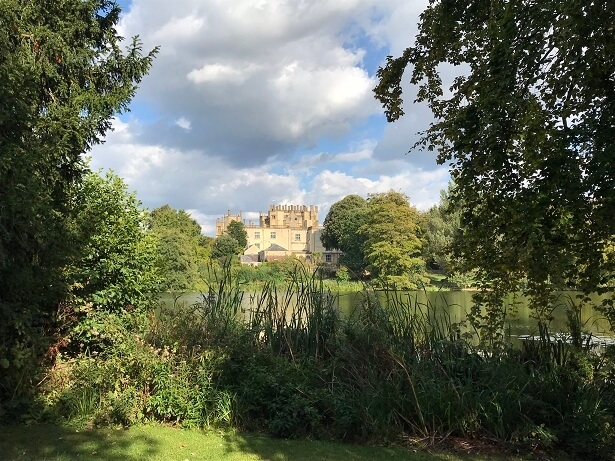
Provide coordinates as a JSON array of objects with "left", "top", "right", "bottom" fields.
[{"left": 25, "top": 262, "right": 615, "bottom": 460}]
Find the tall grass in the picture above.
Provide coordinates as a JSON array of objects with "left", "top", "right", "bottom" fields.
[
  {"left": 246, "top": 265, "right": 339, "bottom": 360},
  {"left": 42, "top": 261, "right": 615, "bottom": 460}
]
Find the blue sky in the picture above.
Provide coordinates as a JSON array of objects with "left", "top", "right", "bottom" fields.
[{"left": 90, "top": 0, "right": 450, "bottom": 235}]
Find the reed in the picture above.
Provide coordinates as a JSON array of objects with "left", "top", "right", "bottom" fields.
[
  {"left": 246, "top": 264, "right": 340, "bottom": 361},
  {"left": 44, "top": 263, "right": 615, "bottom": 459}
]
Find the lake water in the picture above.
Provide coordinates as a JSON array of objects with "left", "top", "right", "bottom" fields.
[{"left": 159, "top": 290, "right": 614, "bottom": 342}]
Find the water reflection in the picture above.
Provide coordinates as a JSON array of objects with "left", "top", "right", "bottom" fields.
[{"left": 159, "top": 290, "right": 614, "bottom": 340}]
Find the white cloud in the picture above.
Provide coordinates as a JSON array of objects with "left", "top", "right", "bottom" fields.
[
  {"left": 90, "top": 0, "right": 449, "bottom": 234},
  {"left": 333, "top": 141, "right": 375, "bottom": 163},
  {"left": 114, "top": 1, "right": 387, "bottom": 163},
  {"left": 291, "top": 141, "right": 375, "bottom": 170},
  {"left": 269, "top": 59, "right": 375, "bottom": 140},
  {"left": 309, "top": 165, "right": 448, "bottom": 215},
  {"left": 151, "top": 14, "right": 204, "bottom": 44},
  {"left": 175, "top": 117, "right": 191, "bottom": 130},
  {"left": 188, "top": 64, "right": 249, "bottom": 84}
]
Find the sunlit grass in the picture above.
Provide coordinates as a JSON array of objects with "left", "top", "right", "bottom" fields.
[{"left": 0, "top": 424, "right": 565, "bottom": 461}]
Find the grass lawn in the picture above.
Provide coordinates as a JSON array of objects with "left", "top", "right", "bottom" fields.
[{"left": 0, "top": 424, "right": 569, "bottom": 461}]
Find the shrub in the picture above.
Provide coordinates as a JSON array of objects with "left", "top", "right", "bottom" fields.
[{"left": 37, "top": 267, "right": 615, "bottom": 460}]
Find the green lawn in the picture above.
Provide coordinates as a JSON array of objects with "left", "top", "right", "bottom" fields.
[{"left": 0, "top": 424, "right": 567, "bottom": 461}]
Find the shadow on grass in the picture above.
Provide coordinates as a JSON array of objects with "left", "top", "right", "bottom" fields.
[
  {"left": 0, "top": 424, "right": 160, "bottom": 461},
  {"left": 219, "top": 431, "right": 469, "bottom": 461}
]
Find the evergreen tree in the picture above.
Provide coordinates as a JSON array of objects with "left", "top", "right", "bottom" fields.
[
  {"left": 0, "top": 0, "right": 157, "bottom": 404},
  {"left": 321, "top": 195, "right": 369, "bottom": 274}
]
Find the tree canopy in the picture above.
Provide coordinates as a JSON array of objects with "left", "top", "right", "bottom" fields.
[
  {"left": 0, "top": 0, "right": 157, "bottom": 401},
  {"left": 374, "top": 0, "right": 615, "bottom": 321},
  {"left": 211, "top": 234, "right": 241, "bottom": 261},
  {"left": 420, "top": 183, "right": 460, "bottom": 275},
  {"left": 149, "top": 205, "right": 210, "bottom": 293},
  {"left": 320, "top": 195, "right": 368, "bottom": 274},
  {"left": 150, "top": 205, "right": 203, "bottom": 239},
  {"left": 360, "top": 191, "right": 425, "bottom": 289},
  {"left": 66, "top": 171, "right": 161, "bottom": 312},
  {"left": 322, "top": 192, "right": 424, "bottom": 286},
  {"left": 227, "top": 220, "right": 248, "bottom": 252}
]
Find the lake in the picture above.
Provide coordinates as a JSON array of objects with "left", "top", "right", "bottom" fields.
[{"left": 159, "top": 290, "right": 614, "bottom": 343}]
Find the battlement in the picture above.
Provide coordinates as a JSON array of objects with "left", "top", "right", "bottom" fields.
[
  {"left": 214, "top": 204, "right": 338, "bottom": 264},
  {"left": 268, "top": 204, "right": 318, "bottom": 213},
  {"left": 216, "top": 204, "right": 319, "bottom": 236}
]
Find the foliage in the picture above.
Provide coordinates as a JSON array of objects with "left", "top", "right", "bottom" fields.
[
  {"left": 0, "top": 0, "right": 157, "bottom": 407},
  {"left": 420, "top": 184, "right": 460, "bottom": 274},
  {"left": 336, "top": 266, "right": 350, "bottom": 283},
  {"left": 374, "top": 0, "right": 615, "bottom": 326},
  {"left": 66, "top": 171, "right": 161, "bottom": 313},
  {"left": 234, "top": 257, "right": 313, "bottom": 288},
  {"left": 53, "top": 171, "right": 162, "bottom": 359},
  {"left": 226, "top": 220, "right": 248, "bottom": 252},
  {"left": 35, "top": 266, "right": 615, "bottom": 459},
  {"left": 51, "top": 311, "right": 155, "bottom": 425},
  {"left": 44, "top": 305, "right": 236, "bottom": 429},
  {"left": 154, "top": 232, "right": 202, "bottom": 291},
  {"left": 149, "top": 205, "right": 210, "bottom": 292},
  {"left": 211, "top": 234, "right": 241, "bottom": 260},
  {"left": 320, "top": 195, "right": 369, "bottom": 274},
  {"left": 235, "top": 263, "right": 285, "bottom": 286},
  {"left": 420, "top": 184, "right": 475, "bottom": 289},
  {"left": 322, "top": 192, "right": 426, "bottom": 287},
  {"left": 359, "top": 191, "right": 426, "bottom": 289},
  {"left": 150, "top": 205, "right": 203, "bottom": 239}
]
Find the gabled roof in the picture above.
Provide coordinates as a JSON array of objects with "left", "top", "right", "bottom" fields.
[{"left": 263, "top": 243, "right": 288, "bottom": 252}]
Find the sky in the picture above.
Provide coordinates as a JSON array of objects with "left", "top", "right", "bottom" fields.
[{"left": 89, "top": 0, "right": 450, "bottom": 236}]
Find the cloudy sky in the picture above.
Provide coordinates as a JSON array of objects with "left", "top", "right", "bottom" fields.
[{"left": 89, "top": 0, "right": 450, "bottom": 235}]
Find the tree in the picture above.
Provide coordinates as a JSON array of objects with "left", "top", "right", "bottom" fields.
[
  {"left": 374, "top": 0, "right": 615, "bottom": 327},
  {"left": 321, "top": 195, "right": 369, "bottom": 274},
  {"left": 212, "top": 235, "right": 241, "bottom": 260},
  {"left": 149, "top": 205, "right": 209, "bottom": 292},
  {"left": 0, "top": 0, "right": 157, "bottom": 403},
  {"left": 154, "top": 231, "right": 200, "bottom": 292},
  {"left": 421, "top": 183, "right": 460, "bottom": 274},
  {"left": 150, "top": 205, "right": 203, "bottom": 239},
  {"left": 227, "top": 220, "right": 248, "bottom": 252},
  {"left": 421, "top": 184, "right": 475, "bottom": 289},
  {"left": 56, "top": 171, "right": 161, "bottom": 359},
  {"left": 359, "top": 191, "right": 425, "bottom": 289},
  {"left": 66, "top": 171, "right": 161, "bottom": 312}
]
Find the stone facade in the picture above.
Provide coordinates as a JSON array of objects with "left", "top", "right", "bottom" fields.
[{"left": 215, "top": 204, "right": 340, "bottom": 264}]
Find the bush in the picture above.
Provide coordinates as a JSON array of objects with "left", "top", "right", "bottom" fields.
[{"left": 36, "top": 269, "right": 615, "bottom": 460}]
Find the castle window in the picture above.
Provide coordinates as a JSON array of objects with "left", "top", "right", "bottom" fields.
[
  {"left": 325, "top": 254, "right": 332, "bottom": 262},
  {"left": 254, "top": 231, "right": 260, "bottom": 239},
  {"left": 295, "top": 234, "right": 301, "bottom": 241},
  {"left": 270, "top": 232, "right": 276, "bottom": 239}
]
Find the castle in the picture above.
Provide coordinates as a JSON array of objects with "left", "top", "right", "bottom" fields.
[{"left": 215, "top": 204, "right": 340, "bottom": 264}]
